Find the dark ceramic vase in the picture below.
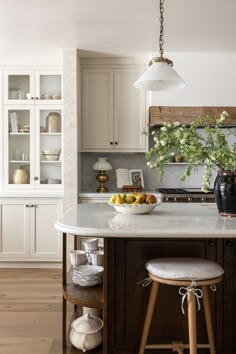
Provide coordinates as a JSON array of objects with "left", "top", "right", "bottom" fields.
[{"left": 214, "top": 170, "right": 236, "bottom": 216}]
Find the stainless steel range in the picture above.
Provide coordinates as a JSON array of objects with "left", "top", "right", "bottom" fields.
[{"left": 158, "top": 188, "right": 215, "bottom": 203}]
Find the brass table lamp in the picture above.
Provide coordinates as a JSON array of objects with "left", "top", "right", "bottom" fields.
[{"left": 93, "top": 157, "right": 112, "bottom": 192}]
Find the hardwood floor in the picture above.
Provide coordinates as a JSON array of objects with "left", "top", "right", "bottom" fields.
[{"left": 0, "top": 268, "right": 76, "bottom": 354}]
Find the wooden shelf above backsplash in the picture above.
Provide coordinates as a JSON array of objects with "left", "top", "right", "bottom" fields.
[{"left": 149, "top": 106, "right": 236, "bottom": 126}]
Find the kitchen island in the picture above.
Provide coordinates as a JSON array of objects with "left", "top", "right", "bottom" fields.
[{"left": 55, "top": 203, "right": 236, "bottom": 354}]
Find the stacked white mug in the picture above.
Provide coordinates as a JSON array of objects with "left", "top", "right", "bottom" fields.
[
  {"left": 83, "top": 238, "right": 99, "bottom": 253},
  {"left": 90, "top": 250, "right": 104, "bottom": 266},
  {"left": 69, "top": 250, "right": 90, "bottom": 267},
  {"left": 83, "top": 238, "right": 100, "bottom": 264}
]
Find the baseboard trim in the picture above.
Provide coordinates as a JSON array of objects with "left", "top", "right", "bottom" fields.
[{"left": 0, "top": 262, "right": 62, "bottom": 269}]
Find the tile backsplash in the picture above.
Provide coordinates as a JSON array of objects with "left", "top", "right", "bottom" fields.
[{"left": 80, "top": 153, "right": 214, "bottom": 192}]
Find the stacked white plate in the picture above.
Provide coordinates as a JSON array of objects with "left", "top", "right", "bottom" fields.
[{"left": 72, "top": 265, "right": 104, "bottom": 287}]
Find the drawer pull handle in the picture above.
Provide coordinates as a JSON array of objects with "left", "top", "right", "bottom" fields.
[{"left": 225, "top": 240, "right": 233, "bottom": 247}]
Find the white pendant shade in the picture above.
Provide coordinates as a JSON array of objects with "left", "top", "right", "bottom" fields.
[{"left": 134, "top": 61, "right": 186, "bottom": 91}]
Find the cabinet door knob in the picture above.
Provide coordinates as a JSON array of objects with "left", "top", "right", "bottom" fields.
[
  {"left": 25, "top": 204, "right": 29, "bottom": 207},
  {"left": 31, "top": 97, "right": 34, "bottom": 100},
  {"left": 34, "top": 176, "right": 39, "bottom": 181},
  {"left": 110, "top": 141, "right": 113, "bottom": 145},
  {"left": 29, "top": 204, "right": 34, "bottom": 208},
  {"left": 114, "top": 141, "right": 118, "bottom": 145},
  {"left": 208, "top": 240, "right": 216, "bottom": 247},
  {"left": 35, "top": 97, "right": 39, "bottom": 100}
]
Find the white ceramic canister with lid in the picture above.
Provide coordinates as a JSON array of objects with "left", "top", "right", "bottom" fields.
[{"left": 70, "top": 314, "right": 103, "bottom": 352}]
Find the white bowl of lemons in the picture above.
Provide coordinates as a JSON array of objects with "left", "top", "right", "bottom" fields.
[{"left": 108, "top": 193, "right": 160, "bottom": 215}]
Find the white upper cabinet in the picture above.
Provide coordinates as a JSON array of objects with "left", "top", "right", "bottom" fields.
[
  {"left": 81, "top": 67, "right": 147, "bottom": 152},
  {"left": 113, "top": 69, "right": 146, "bottom": 150},
  {"left": 4, "top": 105, "right": 63, "bottom": 189},
  {"left": 4, "top": 70, "right": 62, "bottom": 105},
  {"left": 2, "top": 69, "right": 63, "bottom": 190},
  {"left": 82, "top": 69, "right": 113, "bottom": 150}
]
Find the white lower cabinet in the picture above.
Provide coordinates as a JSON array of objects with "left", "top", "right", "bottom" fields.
[{"left": 0, "top": 198, "right": 62, "bottom": 262}]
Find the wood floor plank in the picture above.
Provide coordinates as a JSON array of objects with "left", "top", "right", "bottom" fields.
[{"left": 0, "top": 268, "right": 74, "bottom": 354}]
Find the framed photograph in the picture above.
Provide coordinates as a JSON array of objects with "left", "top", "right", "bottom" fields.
[{"left": 129, "top": 169, "right": 144, "bottom": 188}]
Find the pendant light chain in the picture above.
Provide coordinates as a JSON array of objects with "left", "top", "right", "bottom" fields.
[
  {"left": 149, "top": 0, "right": 173, "bottom": 66},
  {"left": 133, "top": 0, "right": 186, "bottom": 90},
  {"left": 159, "top": 0, "right": 164, "bottom": 58}
]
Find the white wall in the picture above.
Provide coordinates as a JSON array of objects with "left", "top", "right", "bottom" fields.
[
  {"left": 151, "top": 52, "right": 236, "bottom": 106},
  {"left": 0, "top": 51, "right": 63, "bottom": 67}
]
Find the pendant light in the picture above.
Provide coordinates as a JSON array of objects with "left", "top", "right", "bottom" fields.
[{"left": 134, "top": 0, "right": 185, "bottom": 91}]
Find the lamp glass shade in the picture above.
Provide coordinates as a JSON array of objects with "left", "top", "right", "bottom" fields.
[
  {"left": 93, "top": 157, "right": 112, "bottom": 171},
  {"left": 134, "top": 62, "right": 185, "bottom": 91}
]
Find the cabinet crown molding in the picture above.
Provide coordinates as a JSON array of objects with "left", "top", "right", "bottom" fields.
[{"left": 80, "top": 56, "right": 147, "bottom": 68}]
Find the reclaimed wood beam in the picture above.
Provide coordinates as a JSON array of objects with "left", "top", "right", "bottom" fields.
[{"left": 149, "top": 106, "right": 236, "bottom": 126}]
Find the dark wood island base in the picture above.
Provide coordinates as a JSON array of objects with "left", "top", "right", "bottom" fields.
[{"left": 63, "top": 235, "right": 236, "bottom": 354}]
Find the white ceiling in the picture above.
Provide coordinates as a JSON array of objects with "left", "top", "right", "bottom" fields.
[{"left": 0, "top": 0, "right": 235, "bottom": 57}]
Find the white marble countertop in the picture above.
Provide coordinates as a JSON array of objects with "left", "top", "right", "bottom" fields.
[
  {"left": 78, "top": 192, "right": 162, "bottom": 198},
  {"left": 55, "top": 203, "right": 236, "bottom": 238}
]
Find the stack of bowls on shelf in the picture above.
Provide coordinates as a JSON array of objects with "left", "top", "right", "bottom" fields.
[
  {"left": 70, "top": 238, "right": 104, "bottom": 287},
  {"left": 72, "top": 265, "right": 104, "bottom": 287}
]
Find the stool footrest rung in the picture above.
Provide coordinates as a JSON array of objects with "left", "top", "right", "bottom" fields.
[{"left": 145, "top": 343, "right": 210, "bottom": 349}]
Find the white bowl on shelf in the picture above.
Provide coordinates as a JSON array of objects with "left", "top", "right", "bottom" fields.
[
  {"left": 47, "top": 178, "right": 61, "bottom": 184},
  {"left": 42, "top": 148, "right": 61, "bottom": 154},
  {"left": 42, "top": 153, "right": 59, "bottom": 161},
  {"left": 108, "top": 202, "right": 160, "bottom": 215}
]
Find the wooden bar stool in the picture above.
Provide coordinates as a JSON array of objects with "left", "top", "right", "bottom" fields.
[{"left": 139, "top": 258, "right": 224, "bottom": 354}]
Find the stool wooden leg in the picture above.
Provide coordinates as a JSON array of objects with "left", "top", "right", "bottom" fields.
[
  {"left": 187, "top": 291, "right": 197, "bottom": 354},
  {"left": 139, "top": 281, "right": 159, "bottom": 354},
  {"left": 202, "top": 285, "right": 216, "bottom": 354}
]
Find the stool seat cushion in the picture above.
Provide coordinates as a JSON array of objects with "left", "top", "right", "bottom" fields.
[{"left": 146, "top": 257, "right": 224, "bottom": 280}]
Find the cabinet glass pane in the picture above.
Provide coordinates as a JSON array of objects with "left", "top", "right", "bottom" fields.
[
  {"left": 8, "top": 109, "right": 30, "bottom": 184},
  {"left": 8, "top": 75, "right": 30, "bottom": 100},
  {"left": 40, "top": 75, "right": 62, "bottom": 100},
  {"left": 39, "top": 109, "right": 62, "bottom": 185}
]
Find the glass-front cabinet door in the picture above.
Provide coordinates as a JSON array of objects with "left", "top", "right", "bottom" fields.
[
  {"left": 35, "top": 71, "right": 62, "bottom": 104},
  {"left": 4, "top": 106, "right": 34, "bottom": 188},
  {"left": 4, "top": 70, "right": 62, "bottom": 105},
  {"left": 35, "top": 106, "right": 62, "bottom": 188},
  {"left": 4, "top": 71, "right": 34, "bottom": 104},
  {"left": 4, "top": 105, "right": 63, "bottom": 189}
]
